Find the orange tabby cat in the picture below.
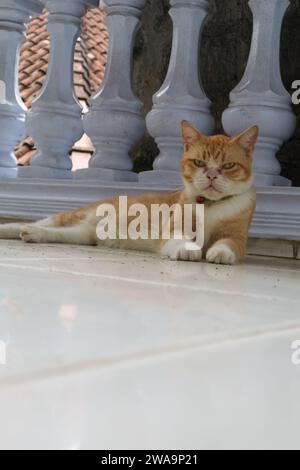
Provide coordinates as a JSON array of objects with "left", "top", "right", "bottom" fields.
[{"left": 0, "top": 121, "right": 258, "bottom": 265}]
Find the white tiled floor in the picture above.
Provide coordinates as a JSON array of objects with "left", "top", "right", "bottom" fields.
[{"left": 0, "top": 240, "right": 299, "bottom": 450}]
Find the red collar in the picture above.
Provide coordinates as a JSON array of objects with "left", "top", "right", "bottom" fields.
[
  {"left": 196, "top": 195, "right": 233, "bottom": 205},
  {"left": 196, "top": 196, "right": 206, "bottom": 204}
]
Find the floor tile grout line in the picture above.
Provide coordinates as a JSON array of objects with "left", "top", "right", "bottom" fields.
[
  {"left": 1, "top": 321, "right": 300, "bottom": 390},
  {"left": 0, "top": 261, "right": 298, "bottom": 304}
]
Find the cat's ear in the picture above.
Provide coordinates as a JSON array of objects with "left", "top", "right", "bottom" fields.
[
  {"left": 232, "top": 125, "right": 259, "bottom": 155},
  {"left": 181, "top": 121, "right": 205, "bottom": 150}
]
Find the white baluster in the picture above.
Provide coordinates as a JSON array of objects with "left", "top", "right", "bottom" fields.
[
  {"left": 0, "top": 0, "right": 43, "bottom": 178},
  {"left": 139, "top": 0, "right": 214, "bottom": 186},
  {"left": 19, "top": 0, "right": 98, "bottom": 179},
  {"left": 77, "top": 0, "right": 146, "bottom": 182},
  {"left": 222, "top": 0, "right": 296, "bottom": 187}
]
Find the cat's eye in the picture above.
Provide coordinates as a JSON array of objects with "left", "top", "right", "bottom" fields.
[
  {"left": 194, "top": 159, "right": 206, "bottom": 168},
  {"left": 223, "top": 163, "right": 236, "bottom": 170}
]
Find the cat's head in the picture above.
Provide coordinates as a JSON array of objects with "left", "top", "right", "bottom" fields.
[{"left": 181, "top": 121, "right": 259, "bottom": 201}]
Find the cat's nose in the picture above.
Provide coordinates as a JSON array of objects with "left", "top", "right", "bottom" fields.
[{"left": 207, "top": 169, "right": 219, "bottom": 181}]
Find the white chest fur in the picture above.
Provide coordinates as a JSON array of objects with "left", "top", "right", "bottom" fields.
[{"left": 202, "top": 188, "right": 256, "bottom": 240}]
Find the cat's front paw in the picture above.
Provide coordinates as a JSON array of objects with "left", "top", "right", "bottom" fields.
[
  {"left": 206, "top": 243, "right": 236, "bottom": 265},
  {"left": 20, "top": 226, "right": 43, "bottom": 244},
  {"left": 162, "top": 239, "right": 203, "bottom": 262}
]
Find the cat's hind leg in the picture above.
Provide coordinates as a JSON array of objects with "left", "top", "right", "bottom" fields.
[
  {"left": 20, "top": 223, "right": 95, "bottom": 246},
  {"left": 0, "top": 217, "right": 55, "bottom": 240},
  {"left": 0, "top": 222, "right": 28, "bottom": 240}
]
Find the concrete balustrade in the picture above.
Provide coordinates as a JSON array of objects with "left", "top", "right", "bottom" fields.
[
  {"left": 18, "top": 0, "right": 99, "bottom": 179},
  {"left": 222, "top": 0, "right": 296, "bottom": 187},
  {"left": 140, "top": 0, "right": 214, "bottom": 186},
  {"left": 79, "top": 0, "right": 146, "bottom": 182},
  {"left": 0, "top": 0, "right": 43, "bottom": 178}
]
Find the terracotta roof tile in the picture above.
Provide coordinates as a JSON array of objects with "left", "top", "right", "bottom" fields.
[
  {"left": 82, "top": 9, "right": 109, "bottom": 92},
  {"left": 18, "top": 150, "right": 37, "bottom": 166},
  {"left": 15, "top": 7, "right": 108, "bottom": 165}
]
